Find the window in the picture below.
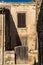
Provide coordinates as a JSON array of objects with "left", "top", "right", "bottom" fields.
[{"left": 17, "top": 13, "right": 26, "bottom": 28}]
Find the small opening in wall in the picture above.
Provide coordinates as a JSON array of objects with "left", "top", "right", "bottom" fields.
[{"left": 17, "top": 13, "right": 26, "bottom": 28}]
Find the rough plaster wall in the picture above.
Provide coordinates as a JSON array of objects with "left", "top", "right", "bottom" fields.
[
  {"left": 0, "top": 3, "right": 38, "bottom": 65},
  {"left": 36, "top": 0, "right": 42, "bottom": 20},
  {"left": 10, "top": 4, "right": 38, "bottom": 64},
  {"left": 11, "top": 4, "right": 37, "bottom": 51}
]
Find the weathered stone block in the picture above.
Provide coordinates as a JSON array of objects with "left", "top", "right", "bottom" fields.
[{"left": 15, "top": 46, "right": 28, "bottom": 64}]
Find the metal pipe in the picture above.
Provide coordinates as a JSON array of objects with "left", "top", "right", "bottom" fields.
[{"left": 2, "top": 8, "right": 4, "bottom": 65}]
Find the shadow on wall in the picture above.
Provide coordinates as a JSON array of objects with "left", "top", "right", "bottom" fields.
[
  {"left": 34, "top": 62, "right": 38, "bottom": 65},
  {"left": 37, "top": 0, "right": 43, "bottom": 65},
  {"left": 5, "top": 9, "right": 22, "bottom": 51}
]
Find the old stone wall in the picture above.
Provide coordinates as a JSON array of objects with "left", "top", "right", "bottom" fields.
[
  {"left": 0, "top": 2, "right": 38, "bottom": 65},
  {"left": 11, "top": 3, "right": 37, "bottom": 50}
]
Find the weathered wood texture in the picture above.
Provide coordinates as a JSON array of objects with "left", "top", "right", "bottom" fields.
[{"left": 15, "top": 46, "right": 28, "bottom": 64}]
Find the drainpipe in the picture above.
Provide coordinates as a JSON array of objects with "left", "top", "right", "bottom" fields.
[{"left": 2, "top": 8, "right": 5, "bottom": 65}]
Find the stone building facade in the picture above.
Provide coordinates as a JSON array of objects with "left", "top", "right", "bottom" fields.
[{"left": 0, "top": 2, "right": 38, "bottom": 65}]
